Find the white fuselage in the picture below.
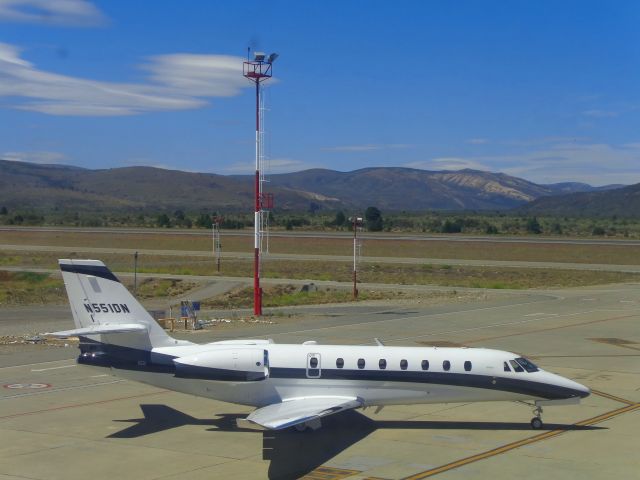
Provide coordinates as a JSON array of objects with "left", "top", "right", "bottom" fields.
[{"left": 91, "top": 342, "right": 589, "bottom": 409}]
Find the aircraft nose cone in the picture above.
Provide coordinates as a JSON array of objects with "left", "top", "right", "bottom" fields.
[
  {"left": 547, "top": 373, "right": 591, "bottom": 399},
  {"left": 576, "top": 383, "right": 591, "bottom": 398},
  {"left": 565, "top": 377, "right": 590, "bottom": 398}
]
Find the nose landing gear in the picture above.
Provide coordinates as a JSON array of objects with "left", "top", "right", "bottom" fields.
[{"left": 530, "top": 405, "right": 543, "bottom": 429}]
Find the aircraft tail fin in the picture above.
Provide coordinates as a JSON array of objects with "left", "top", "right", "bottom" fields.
[{"left": 57, "top": 259, "right": 174, "bottom": 350}]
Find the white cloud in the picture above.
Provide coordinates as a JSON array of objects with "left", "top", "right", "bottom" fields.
[
  {"left": 503, "top": 136, "right": 591, "bottom": 147},
  {"left": 0, "top": 0, "right": 107, "bottom": 26},
  {"left": 2, "top": 150, "right": 67, "bottom": 163},
  {"left": 0, "top": 42, "right": 249, "bottom": 116},
  {"left": 323, "top": 145, "right": 379, "bottom": 152},
  {"left": 410, "top": 141, "right": 640, "bottom": 186},
  {"left": 498, "top": 142, "right": 640, "bottom": 185},
  {"left": 322, "top": 143, "right": 413, "bottom": 152},
  {"left": 224, "top": 158, "right": 314, "bottom": 174},
  {"left": 465, "top": 138, "right": 489, "bottom": 145},
  {"left": 118, "top": 157, "right": 216, "bottom": 173},
  {"left": 401, "top": 139, "right": 640, "bottom": 185},
  {"left": 404, "top": 157, "right": 491, "bottom": 171},
  {"left": 582, "top": 109, "right": 618, "bottom": 118},
  {"left": 143, "top": 54, "right": 248, "bottom": 98}
]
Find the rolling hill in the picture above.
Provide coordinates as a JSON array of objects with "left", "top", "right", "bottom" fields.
[
  {"left": 0, "top": 159, "right": 627, "bottom": 214},
  {"left": 0, "top": 160, "right": 316, "bottom": 213},
  {"left": 520, "top": 183, "right": 640, "bottom": 217}
]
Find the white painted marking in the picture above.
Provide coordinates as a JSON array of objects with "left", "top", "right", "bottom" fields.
[
  {"left": 270, "top": 297, "right": 550, "bottom": 337},
  {"left": 524, "top": 313, "right": 546, "bottom": 317},
  {"left": 387, "top": 309, "right": 607, "bottom": 344},
  {"left": 0, "top": 360, "right": 75, "bottom": 371},
  {"left": 3, "top": 383, "right": 51, "bottom": 390},
  {"left": 31, "top": 364, "right": 76, "bottom": 372},
  {"left": 390, "top": 317, "right": 547, "bottom": 343},
  {"left": 1, "top": 380, "right": 123, "bottom": 399},
  {"left": 90, "top": 374, "right": 109, "bottom": 378}
]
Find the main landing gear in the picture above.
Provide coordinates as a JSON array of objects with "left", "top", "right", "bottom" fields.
[
  {"left": 530, "top": 405, "right": 543, "bottom": 429},
  {"left": 293, "top": 418, "right": 322, "bottom": 432}
]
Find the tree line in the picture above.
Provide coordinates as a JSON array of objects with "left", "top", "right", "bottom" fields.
[{"left": 0, "top": 205, "right": 637, "bottom": 237}]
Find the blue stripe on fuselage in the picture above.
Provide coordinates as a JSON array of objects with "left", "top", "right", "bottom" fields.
[{"left": 74, "top": 340, "right": 586, "bottom": 400}]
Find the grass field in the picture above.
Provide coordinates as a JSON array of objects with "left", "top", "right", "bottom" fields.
[
  {"left": 2, "top": 249, "right": 639, "bottom": 289},
  {"left": 134, "top": 278, "right": 197, "bottom": 299},
  {"left": 203, "top": 284, "right": 465, "bottom": 309},
  {"left": 2, "top": 229, "right": 640, "bottom": 265},
  {"left": 0, "top": 271, "right": 65, "bottom": 305},
  {"left": 0, "top": 268, "right": 198, "bottom": 306}
]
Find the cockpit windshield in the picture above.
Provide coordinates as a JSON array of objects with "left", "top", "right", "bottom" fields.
[{"left": 515, "top": 357, "right": 539, "bottom": 373}]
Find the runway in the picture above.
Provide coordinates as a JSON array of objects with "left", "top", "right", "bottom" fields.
[
  {"left": 1, "top": 283, "right": 638, "bottom": 479},
  {"left": 3, "top": 225, "right": 640, "bottom": 246}
]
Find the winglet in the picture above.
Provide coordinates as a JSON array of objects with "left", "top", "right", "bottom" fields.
[{"left": 374, "top": 338, "right": 384, "bottom": 346}]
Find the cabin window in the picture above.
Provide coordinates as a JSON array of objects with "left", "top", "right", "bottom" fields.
[
  {"left": 336, "top": 358, "right": 344, "bottom": 368},
  {"left": 357, "top": 358, "right": 366, "bottom": 369},
  {"left": 509, "top": 360, "right": 524, "bottom": 372},
  {"left": 421, "top": 360, "right": 429, "bottom": 370},
  {"left": 515, "top": 357, "right": 539, "bottom": 373},
  {"left": 400, "top": 359, "right": 408, "bottom": 370},
  {"left": 504, "top": 361, "right": 511, "bottom": 372},
  {"left": 379, "top": 359, "right": 387, "bottom": 369},
  {"left": 464, "top": 361, "right": 472, "bottom": 372},
  {"left": 310, "top": 357, "right": 318, "bottom": 368},
  {"left": 443, "top": 360, "right": 451, "bottom": 371}
]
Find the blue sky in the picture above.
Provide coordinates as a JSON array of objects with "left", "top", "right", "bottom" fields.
[{"left": 0, "top": 0, "right": 638, "bottom": 185}]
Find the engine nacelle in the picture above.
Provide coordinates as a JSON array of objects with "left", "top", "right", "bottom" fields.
[{"left": 173, "top": 348, "right": 269, "bottom": 382}]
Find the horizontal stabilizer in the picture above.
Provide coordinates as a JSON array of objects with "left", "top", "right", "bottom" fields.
[
  {"left": 45, "top": 323, "right": 148, "bottom": 338},
  {"left": 243, "top": 396, "right": 362, "bottom": 430}
]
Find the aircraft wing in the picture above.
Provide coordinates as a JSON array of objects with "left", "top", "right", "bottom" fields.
[
  {"left": 242, "top": 396, "right": 362, "bottom": 430},
  {"left": 45, "top": 324, "right": 148, "bottom": 337}
]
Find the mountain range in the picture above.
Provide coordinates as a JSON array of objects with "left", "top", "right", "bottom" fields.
[
  {"left": 0, "top": 159, "right": 629, "bottom": 215},
  {"left": 521, "top": 183, "right": 640, "bottom": 217}
]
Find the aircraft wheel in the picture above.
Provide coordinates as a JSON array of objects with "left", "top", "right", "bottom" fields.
[{"left": 530, "top": 417, "right": 543, "bottom": 429}]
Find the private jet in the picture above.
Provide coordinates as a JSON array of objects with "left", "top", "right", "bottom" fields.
[{"left": 48, "top": 259, "right": 590, "bottom": 431}]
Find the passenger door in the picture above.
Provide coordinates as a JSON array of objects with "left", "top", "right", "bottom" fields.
[{"left": 306, "top": 353, "right": 321, "bottom": 378}]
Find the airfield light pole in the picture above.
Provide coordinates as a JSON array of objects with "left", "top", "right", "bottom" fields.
[
  {"left": 243, "top": 50, "right": 278, "bottom": 316},
  {"left": 212, "top": 215, "right": 223, "bottom": 272},
  {"left": 350, "top": 216, "right": 363, "bottom": 299},
  {"left": 134, "top": 251, "right": 138, "bottom": 295}
]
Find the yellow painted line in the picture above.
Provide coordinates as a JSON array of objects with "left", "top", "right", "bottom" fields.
[
  {"left": 575, "top": 402, "right": 640, "bottom": 427},
  {"left": 301, "top": 466, "right": 361, "bottom": 480},
  {"left": 592, "top": 389, "right": 637, "bottom": 405},
  {"left": 401, "top": 402, "right": 640, "bottom": 480}
]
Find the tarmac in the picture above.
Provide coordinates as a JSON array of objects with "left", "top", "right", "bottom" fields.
[{"left": 1, "top": 283, "right": 639, "bottom": 479}]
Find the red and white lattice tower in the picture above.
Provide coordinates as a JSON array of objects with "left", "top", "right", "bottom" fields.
[{"left": 243, "top": 50, "right": 277, "bottom": 316}]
